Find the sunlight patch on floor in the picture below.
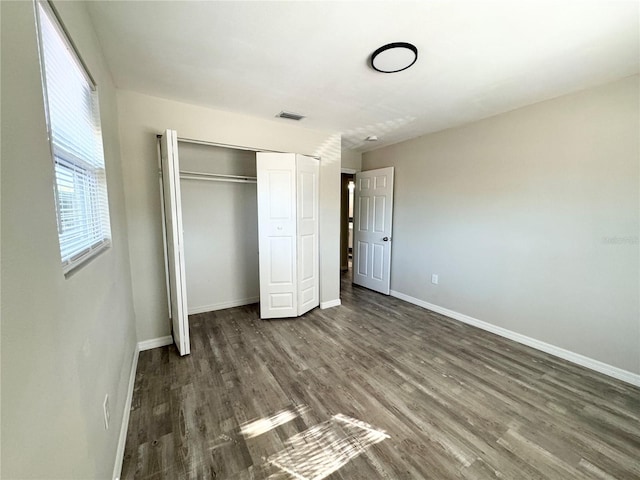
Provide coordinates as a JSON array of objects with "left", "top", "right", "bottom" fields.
[{"left": 237, "top": 407, "right": 389, "bottom": 480}]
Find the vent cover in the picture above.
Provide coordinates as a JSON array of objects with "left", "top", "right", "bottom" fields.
[{"left": 276, "top": 111, "right": 305, "bottom": 121}]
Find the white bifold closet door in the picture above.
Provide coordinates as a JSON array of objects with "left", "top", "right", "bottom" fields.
[
  {"left": 159, "top": 129, "right": 190, "bottom": 355},
  {"left": 257, "top": 153, "right": 319, "bottom": 319}
]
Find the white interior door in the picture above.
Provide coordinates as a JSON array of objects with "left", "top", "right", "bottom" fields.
[
  {"left": 160, "top": 129, "right": 190, "bottom": 355},
  {"left": 296, "top": 154, "right": 319, "bottom": 315},
  {"left": 257, "top": 153, "right": 298, "bottom": 318},
  {"left": 353, "top": 167, "right": 394, "bottom": 295}
]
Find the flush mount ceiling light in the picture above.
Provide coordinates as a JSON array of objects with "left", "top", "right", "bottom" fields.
[
  {"left": 370, "top": 42, "right": 418, "bottom": 73},
  {"left": 365, "top": 135, "right": 378, "bottom": 142}
]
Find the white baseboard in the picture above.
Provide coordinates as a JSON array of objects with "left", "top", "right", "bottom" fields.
[
  {"left": 390, "top": 290, "right": 640, "bottom": 388},
  {"left": 188, "top": 297, "right": 259, "bottom": 315},
  {"left": 320, "top": 298, "right": 341, "bottom": 309},
  {"left": 112, "top": 345, "right": 139, "bottom": 480},
  {"left": 113, "top": 335, "right": 176, "bottom": 479},
  {"left": 137, "top": 335, "right": 173, "bottom": 351}
]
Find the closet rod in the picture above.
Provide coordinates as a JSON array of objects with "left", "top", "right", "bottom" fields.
[
  {"left": 179, "top": 170, "right": 256, "bottom": 183},
  {"left": 156, "top": 170, "right": 257, "bottom": 183},
  {"left": 180, "top": 170, "right": 256, "bottom": 181},
  {"left": 180, "top": 175, "right": 256, "bottom": 184}
]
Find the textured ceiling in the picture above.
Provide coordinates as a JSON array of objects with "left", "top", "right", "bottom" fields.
[{"left": 87, "top": 1, "right": 639, "bottom": 152}]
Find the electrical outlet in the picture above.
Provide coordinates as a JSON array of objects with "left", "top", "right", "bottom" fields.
[
  {"left": 103, "top": 394, "right": 110, "bottom": 430},
  {"left": 431, "top": 274, "right": 439, "bottom": 285}
]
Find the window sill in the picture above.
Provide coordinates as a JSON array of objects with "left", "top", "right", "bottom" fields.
[{"left": 63, "top": 240, "right": 111, "bottom": 278}]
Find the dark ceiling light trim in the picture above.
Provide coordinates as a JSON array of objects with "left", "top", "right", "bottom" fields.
[
  {"left": 276, "top": 111, "right": 305, "bottom": 121},
  {"left": 370, "top": 42, "right": 418, "bottom": 73}
]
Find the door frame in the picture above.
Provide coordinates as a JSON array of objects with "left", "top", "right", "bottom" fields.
[{"left": 340, "top": 172, "right": 356, "bottom": 271}]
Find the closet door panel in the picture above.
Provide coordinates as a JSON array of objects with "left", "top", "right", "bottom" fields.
[
  {"left": 296, "top": 155, "right": 320, "bottom": 315},
  {"left": 269, "top": 237, "right": 295, "bottom": 284},
  {"left": 160, "top": 129, "right": 190, "bottom": 355},
  {"left": 257, "top": 153, "right": 298, "bottom": 318}
]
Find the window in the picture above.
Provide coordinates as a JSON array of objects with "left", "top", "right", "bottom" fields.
[{"left": 35, "top": 0, "right": 111, "bottom": 274}]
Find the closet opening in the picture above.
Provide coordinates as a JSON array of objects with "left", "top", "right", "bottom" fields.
[
  {"left": 159, "top": 130, "right": 323, "bottom": 355},
  {"left": 178, "top": 141, "right": 260, "bottom": 316}
]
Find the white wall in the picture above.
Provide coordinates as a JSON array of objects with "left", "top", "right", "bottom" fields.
[
  {"left": 117, "top": 91, "right": 341, "bottom": 342},
  {"left": 363, "top": 76, "right": 639, "bottom": 376},
  {"left": 1, "top": 2, "right": 137, "bottom": 478},
  {"left": 341, "top": 148, "right": 362, "bottom": 171},
  {"left": 179, "top": 143, "right": 259, "bottom": 313}
]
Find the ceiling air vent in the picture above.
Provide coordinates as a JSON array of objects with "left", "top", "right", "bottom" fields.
[{"left": 276, "top": 111, "right": 305, "bottom": 121}]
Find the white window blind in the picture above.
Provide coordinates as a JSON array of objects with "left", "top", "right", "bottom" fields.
[{"left": 36, "top": 0, "right": 111, "bottom": 274}]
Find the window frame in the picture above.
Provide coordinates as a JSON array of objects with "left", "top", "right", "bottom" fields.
[{"left": 34, "top": 0, "right": 112, "bottom": 276}]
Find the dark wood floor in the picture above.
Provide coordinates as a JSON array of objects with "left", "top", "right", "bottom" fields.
[{"left": 121, "top": 274, "right": 640, "bottom": 479}]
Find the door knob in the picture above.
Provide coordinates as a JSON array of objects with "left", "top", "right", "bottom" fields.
[{"left": 383, "top": 237, "right": 389, "bottom": 241}]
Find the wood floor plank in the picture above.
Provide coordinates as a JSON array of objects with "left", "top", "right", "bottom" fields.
[{"left": 121, "top": 273, "right": 640, "bottom": 479}]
